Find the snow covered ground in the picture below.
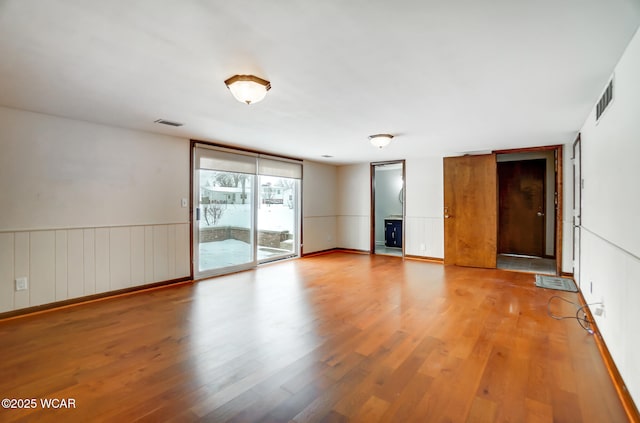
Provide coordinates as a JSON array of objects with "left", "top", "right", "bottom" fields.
[
  {"left": 199, "top": 239, "right": 291, "bottom": 271},
  {"left": 197, "top": 202, "right": 296, "bottom": 271}
]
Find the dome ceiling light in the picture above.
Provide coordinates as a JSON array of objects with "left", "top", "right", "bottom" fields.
[
  {"left": 368, "top": 133, "right": 394, "bottom": 149},
  {"left": 224, "top": 74, "right": 271, "bottom": 105}
]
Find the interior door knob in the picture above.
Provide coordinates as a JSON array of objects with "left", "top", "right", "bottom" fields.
[{"left": 537, "top": 211, "right": 545, "bottom": 216}]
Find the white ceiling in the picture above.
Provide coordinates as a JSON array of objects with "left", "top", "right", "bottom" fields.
[{"left": 1, "top": 0, "right": 639, "bottom": 164}]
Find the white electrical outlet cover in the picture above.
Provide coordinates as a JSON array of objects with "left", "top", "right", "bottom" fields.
[{"left": 16, "top": 277, "right": 28, "bottom": 291}]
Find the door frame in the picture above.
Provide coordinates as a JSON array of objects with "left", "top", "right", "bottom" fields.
[
  {"left": 189, "top": 140, "right": 303, "bottom": 280},
  {"left": 370, "top": 160, "right": 406, "bottom": 256},
  {"left": 572, "top": 134, "right": 582, "bottom": 285},
  {"left": 494, "top": 144, "right": 563, "bottom": 275}
]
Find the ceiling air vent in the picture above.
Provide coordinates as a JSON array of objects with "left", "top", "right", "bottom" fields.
[
  {"left": 154, "top": 119, "right": 184, "bottom": 127},
  {"left": 596, "top": 79, "right": 613, "bottom": 122}
]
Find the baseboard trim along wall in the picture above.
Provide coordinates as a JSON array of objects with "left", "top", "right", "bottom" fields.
[
  {"left": 405, "top": 254, "right": 444, "bottom": 263},
  {"left": 302, "top": 248, "right": 370, "bottom": 257},
  {"left": 0, "top": 276, "right": 192, "bottom": 321},
  {"left": 577, "top": 290, "right": 640, "bottom": 422}
]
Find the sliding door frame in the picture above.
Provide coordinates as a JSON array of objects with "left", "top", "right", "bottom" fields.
[{"left": 190, "top": 140, "right": 302, "bottom": 280}]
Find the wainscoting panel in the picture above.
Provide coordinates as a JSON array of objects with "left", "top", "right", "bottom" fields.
[
  {"left": 68, "top": 229, "right": 85, "bottom": 299},
  {"left": 175, "top": 223, "right": 190, "bottom": 277},
  {"left": 110, "top": 226, "right": 132, "bottom": 291},
  {"left": 131, "top": 226, "right": 146, "bottom": 286},
  {"left": 0, "top": 233, "right": 14, "bottom": 312},
  {"left": 55, "top": 230, "right": 68, "bottom": 301},
  {"left": 336, "top": 215, "right": 369, "bottom": 251},
  {"left": 95, "top": 227, "right": 110, "bottom": 294},
  {"left": 0, "top": 223, "right": 190, "bottom": 313},
  {"left": 153, "top": 225, "right": 169, "bottom": 282},
  {"left": 30, "top": 230, "right": 56, "bottom": 307},
  {"left": 14, "top": 232, "right": 30, "bottom": 310},
  {"left": 302, "top": 216, "right": 337, "bottom": 254},
  {"left": 580, "top": 228, "right": 640, "bottom": 405},
  {"left": 144, "top": 226, "right": 154, "bottom": 283},
  {"left": 167, "top": 225, "right": 176, "bottom": 279},
  {"left": 404, "top": 216, "right": 444, "bottom": 259},
  {"left": 82, "top": 229, "right": 96, "bottom": 296}
]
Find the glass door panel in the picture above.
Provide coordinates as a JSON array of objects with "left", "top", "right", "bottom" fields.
[
  {"left": 195, "top": 170, "right": 255, "bottom": 277},
  {"left": 257, "top": 175, "right": 299, "bottom": 263}
]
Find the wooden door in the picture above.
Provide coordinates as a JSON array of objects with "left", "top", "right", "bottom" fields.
[
  {"left": 443, "top": 154, "right": 497, "bottom": 268},
  {"left": 498, "top": 159, "right": 545, "bottom": 257}
]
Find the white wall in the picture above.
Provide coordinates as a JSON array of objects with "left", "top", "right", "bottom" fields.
[
  {"left": 0, "top": 107, "right": 190, "bottom": 313},
  {"left": 578, "top": 27, "right": 640, "bottom": 406},
  {"left": 302, "top": 160, "right": 338, "bottom": 253},
  {"left": 405, "top": 157, "right": 444, "bottom": 258},
  {"left": 0, "top": 108, "right": 188, "bottom": 229},
  {"left": 336, "top": 164, "right": 370, "bottom": 250},
  {"left": 334, "top": 158, "right": 445, "bottom": 258}
]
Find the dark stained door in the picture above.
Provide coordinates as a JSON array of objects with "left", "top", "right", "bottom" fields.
[
  {"left": 498, "top": 159, "right": 545, "bottom": 257},
  {"left": 444, "top": 154, "right": 497, "bottom": 268}
]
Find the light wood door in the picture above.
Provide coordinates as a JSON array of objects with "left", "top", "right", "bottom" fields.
[
  {"left": 444, "top": 154, "right": 497, "bottom": 268},
  {"left": 498, "top": 159, "right": 546, "bottom": 257}
]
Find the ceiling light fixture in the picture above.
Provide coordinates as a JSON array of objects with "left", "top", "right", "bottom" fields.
[
  {"left": 368, "top": 134, "right": 394, "bottom": 149},
  {"left": 224, "top": 74, "right": 271, "bottom": 105}
]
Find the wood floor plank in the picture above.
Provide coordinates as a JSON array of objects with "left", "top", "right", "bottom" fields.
[
  {"left": 351, "top": 395, "right": 389, "bottom": 422},
  {"left": 0, "top": 253, "right": 632, "bottom": 422},
  {"left": 465, "top": 396, "right": 498, "bottom": 423},
  {"left": 378, "top": 372, "right": 434, "bottom": 422}
]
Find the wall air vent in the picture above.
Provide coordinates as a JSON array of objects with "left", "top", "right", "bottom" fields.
[
  {"left": 596, "top": 78, "right": 613, "bottom": 122},
  {"left": 154, "top": 119, "right": 184, "bottom": 127}
]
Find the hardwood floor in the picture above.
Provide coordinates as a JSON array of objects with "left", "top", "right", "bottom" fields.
[{"left": 0, "top": 253, "right": 630, "bottom": 422}]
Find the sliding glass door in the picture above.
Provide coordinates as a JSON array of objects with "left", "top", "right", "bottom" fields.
[
  {"left": 196, "top": 169, "right": 255, "bottom": 275},
  {"left": 257, "top": 175, "right": 299, "bottom": 263},
  {"left": 193, "top": 144, "right": 301, "bottom": 279}
]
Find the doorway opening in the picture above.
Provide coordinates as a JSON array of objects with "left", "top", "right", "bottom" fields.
[
  {"left": 371, "top": 161, "right": 405, "bottom": 257},
  {"left": 496, "top": 148, "right": 559, "bottom": 275},
  {"left": 442, "top": 146, "right": 563, "bottom": 274}
]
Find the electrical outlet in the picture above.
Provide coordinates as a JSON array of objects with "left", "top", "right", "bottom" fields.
[
  {"left": 15, "top": 277, "right": 28, "bottom": 291},
  {"left": 594, "top": 303, "right": 605, "bottom": 317}
]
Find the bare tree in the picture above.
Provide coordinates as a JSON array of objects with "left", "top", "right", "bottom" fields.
[
  {"left": 204, "top": 200, "right": 226, "bottom": 225},
  {"left": 215, "top": 173, "right": 236, "bottom": 187},
  {"left": 236, "top": 174, "right": 249, "bottom": 204}
]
